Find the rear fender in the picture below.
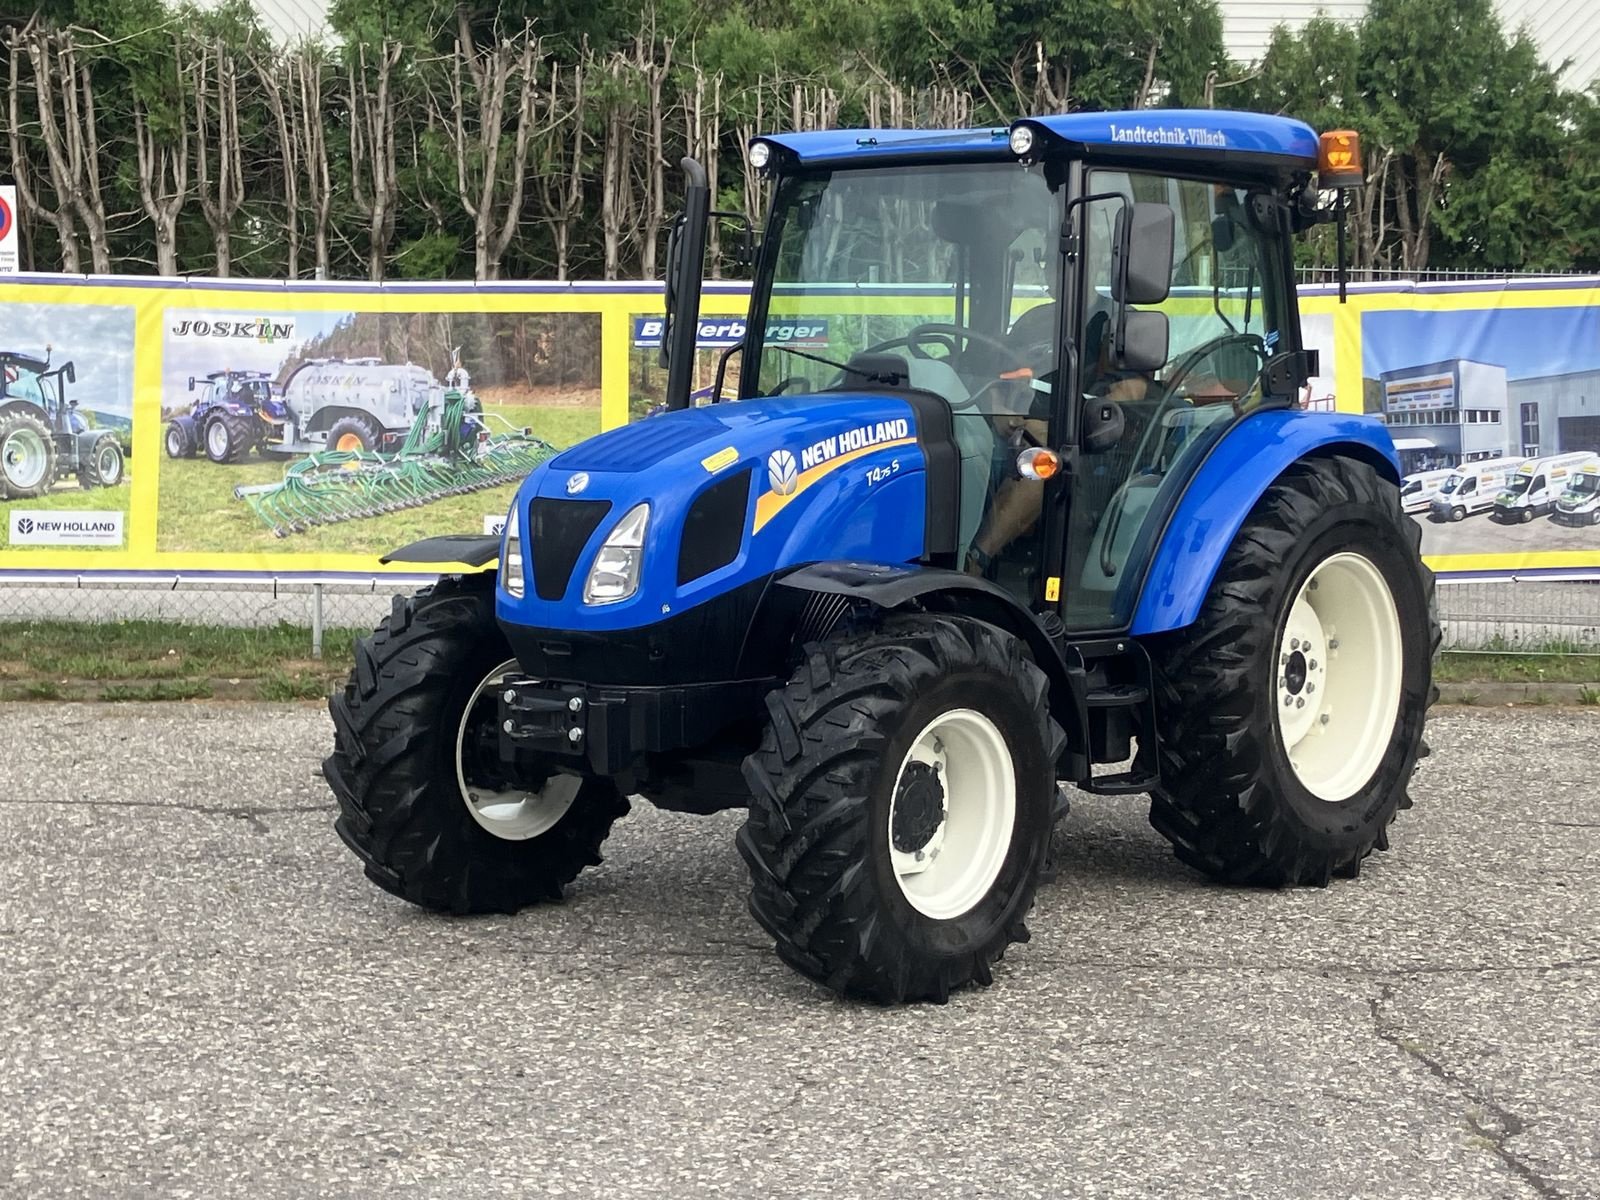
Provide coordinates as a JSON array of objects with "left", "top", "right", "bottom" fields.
[{"left": 1131, "top": 411, "right": 1400, "bottom": 636}]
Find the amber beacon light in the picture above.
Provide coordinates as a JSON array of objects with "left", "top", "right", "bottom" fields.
[{"left": 1318, "top": 130, "right": 1364, "bottom": 189}]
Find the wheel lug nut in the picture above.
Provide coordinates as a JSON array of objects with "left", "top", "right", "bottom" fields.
[
  {"left": 1278, "top": 676, "right": 1287, "bottom": 689},
  {"left": 1296, "top": 697, "right": 1305, "bottom": 708},
  {"left": 914, "top": 849, "right": 925, "bottom": 862},
  {"left": 1291, "top": 638, "right": 1300, "bottom": 650},
  {"left": 1283, "top": 695, "right": 1293, "bottom": 707},
  {"left": 1309, "top": 659, "right": 1318, "bottom": 670},
  {"left": 1306, "top": 683, "right": 1315, "bottom": 693}
]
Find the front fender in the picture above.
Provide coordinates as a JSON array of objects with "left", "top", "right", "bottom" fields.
[{"left": 1130, "top": 410, "right": 1400, "bottom": 636}]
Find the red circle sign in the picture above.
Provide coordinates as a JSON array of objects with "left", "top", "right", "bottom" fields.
[{"left": 0, "top": 192, "right": 12, "bottom": 242}]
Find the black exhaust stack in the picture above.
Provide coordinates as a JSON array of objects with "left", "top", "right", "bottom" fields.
[{"left": 661, "top": 157, "right": 710, "bottom": 411}]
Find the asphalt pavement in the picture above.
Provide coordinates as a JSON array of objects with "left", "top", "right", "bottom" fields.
[{"left": 1, "top": 702, "right": 1596, "bottom": 1199}]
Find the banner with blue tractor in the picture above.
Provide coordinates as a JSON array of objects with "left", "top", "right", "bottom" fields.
[{"left": 1, "top": 273, "right": 1598, "bottom": 581}]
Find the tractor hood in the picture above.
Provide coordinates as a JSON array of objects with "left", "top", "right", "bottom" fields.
[{"left": 496, "top": 392, "right": 933, "bottom": 633}]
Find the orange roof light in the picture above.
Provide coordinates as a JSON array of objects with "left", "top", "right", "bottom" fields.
[{"left": 1318, "top": 130, "right": 1364, "bottom": 189}]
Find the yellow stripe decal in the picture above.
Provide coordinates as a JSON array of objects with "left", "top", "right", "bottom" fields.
[{"left": 753, "top": 437, "right": 916, "bottom": 533}]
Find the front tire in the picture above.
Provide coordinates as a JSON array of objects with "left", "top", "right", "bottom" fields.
[
  {"left": 1147, "top": 456, "right": 1437, "bottom": 886},
  {"left": 324, "top": 580, "right": 628, "bottom": 914},
  {"left": 77, "top": 433, "right": 124, "bottom": 488},
  {"left": 738, "top": 614, "right": 1063, "bottom": 1003},
  {"left": 166, "top": 421, "right": 196, "bottom": 459}
]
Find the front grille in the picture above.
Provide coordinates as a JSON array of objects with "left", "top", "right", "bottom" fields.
[{"left": 528, "top": 498, "right": 612, "bottom": 601}]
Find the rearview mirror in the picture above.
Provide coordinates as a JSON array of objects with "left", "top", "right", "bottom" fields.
[
  {"left": 1081, "top": 397, "right": 1125, "bottom": 454},
  {"left": 64, "top": 363, "right": 76, "bottom": 384},
  {"left": 1118, "top": 310, "right": 1169, "bottom": 373},
  {"left": 1112, "top": 202, "right": 1175, "bottom": 305}
]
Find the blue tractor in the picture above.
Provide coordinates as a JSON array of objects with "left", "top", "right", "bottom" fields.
[
  {"left": 326, "top": 113, "right": 1436, "bottom": 1003},
  {"left": 1, "top": 350, "right": 126, "bottom": 498},
  {"left": 165, "top": 369, "right": 289, "bottom": 463}
]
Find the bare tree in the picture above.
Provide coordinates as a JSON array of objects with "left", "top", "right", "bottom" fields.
[
  {"left": 348, "top": 39, "right": 402, "bottom": 281},
  {"left": 132, "top": 71, "right": 189, "bottom": 276},
  {"left": 192, "top": 39, "right": 245, "bottom": 276},
  {"left": 5, "top": 26, "right": 80, "bottom": 272},
  {"left": 639, "top": 33, "right": 673, "bottom": 277},
  {"left": 294, "top": 49, "right": 334, "bottom": 278},
  {"left": 599, "top": 50, "right": 642, "bottom": 279},
  {"left": 25, "top": 26, "right": 112, "bottom": 272},
  {"left": 441, "top": 17, "right": 545, "bottom": 280},
  {"left": 256, "top": 49, "right": 299, "bottom": 277},
  {"left": 529, "top": 60, "right": 588, "bottom": 281}
]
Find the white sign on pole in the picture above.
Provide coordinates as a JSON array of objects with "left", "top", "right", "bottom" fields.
[{"left": 0, "top": 183, "right": 18, "bottom": 273}]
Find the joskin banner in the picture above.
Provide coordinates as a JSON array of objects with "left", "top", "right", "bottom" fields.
[{"left": 1, "top": 273, "right": 1598, "bottom": 582}]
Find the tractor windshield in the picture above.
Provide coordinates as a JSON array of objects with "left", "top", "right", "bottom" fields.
[
  {"left": 1, "top": 362, "right": 48, "bottom": 407},
  {"left": 750, "top": 162, "right": 1063, "bottom": 411}
]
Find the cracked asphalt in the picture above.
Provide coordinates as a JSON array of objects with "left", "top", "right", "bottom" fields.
[{"left": 1, "top": 701, "right": 1596, "bottom": 1199}]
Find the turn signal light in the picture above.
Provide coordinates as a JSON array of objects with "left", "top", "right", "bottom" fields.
[
  {"left": 1017, "top": 447, "right": 1060, "bottom": 481},
  {"left": 1318, "top": 130, "right": 1364, "bottom": 189}
]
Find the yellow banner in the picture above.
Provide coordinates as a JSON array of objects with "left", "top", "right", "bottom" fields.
[{"left": 1, "top": 275, "right": 1598, "bottom": 580}]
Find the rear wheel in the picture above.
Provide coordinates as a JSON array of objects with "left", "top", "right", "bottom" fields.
[
  {"left": 1147, "top": 456, "right": 1437, "bottom": 886},
  {"left": 738, "top": 614, "right": 1063, "bottom": 1003},
  {"left": 0, "top": 410, "right": 56, "bottom": 499},
  {"left": 165, "top": 421, "right": 195, "bottom": 459},
  {"left": 77, "top": 434, "right": 124, "bottom": 488},
  {"left": 324, "top": 580, "right": 628, "bottom": 914},
  {"left": 327, "top": 413, "right": 383, "bottom": 453},
  {"left": 203, "top": 411, "right": 255, "bottom": 463}
]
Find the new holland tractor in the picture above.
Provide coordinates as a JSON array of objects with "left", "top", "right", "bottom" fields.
[
  {"left": 1, "top": 350, "right": 126, "bottom": 498},
  {"left": 325, "top": 112, "right": 1438, "bottom": 1004},
  {"left": 165, "top": 369, "right": 287, "bottom": 463}
]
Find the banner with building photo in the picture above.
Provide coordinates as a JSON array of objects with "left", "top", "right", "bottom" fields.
[
  {"left": 2, "top": 273, "right": 1599, "bottom": 582},
  {"left": 1358, "top": 284, "right": 1600, "bottom": 574}
]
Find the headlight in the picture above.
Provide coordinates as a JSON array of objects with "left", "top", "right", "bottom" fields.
[
  {"left": 748, "top": 140, "right": 771, "bottom": 169},
  {"left": 583, "top": 503, "right": 649, "bottom": 605},
  {"left": 1009, "top": 125, "right": 1034, "bottom": 157},
  {"left": 501, "top": 504, "right": 524, "bottom": 598}
]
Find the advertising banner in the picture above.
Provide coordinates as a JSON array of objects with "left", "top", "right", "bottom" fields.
[{"left": 2, "top": 273, "right": 1598, "bottom": 583}]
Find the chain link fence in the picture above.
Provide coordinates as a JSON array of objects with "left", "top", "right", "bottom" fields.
[{"left": 1, "top": 574, "right": 1596, "bottom": 657}]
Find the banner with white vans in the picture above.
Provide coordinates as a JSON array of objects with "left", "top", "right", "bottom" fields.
[{"left": 2, "top": 272, "right": 1599, "bottom": 582}]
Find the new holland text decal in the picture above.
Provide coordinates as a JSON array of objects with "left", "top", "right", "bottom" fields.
[{"left": 754, "top": 419, "right": 916, "bottom": 532}]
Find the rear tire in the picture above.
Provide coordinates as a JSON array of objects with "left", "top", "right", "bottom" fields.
[
  {"left": 0, "top": 409, "right": 57, "bottom": 499},
  {"left": 77, "top": 433, "right": 124, "bottom": 488},
  {"left": 327, "top": 413, "right": 383, "bottom": 453},
  {"left": 1146, "top": 456, "right": 1437, "bottom": 887},
  {"left": 324, "top": 580, "right": 628, "bottom": 914},
  {"left": 203, "top": 411, "right": 255, "bottom": 464},
  {"left": 738, "top": 614, "right": 1063, "bottom": 1003}
]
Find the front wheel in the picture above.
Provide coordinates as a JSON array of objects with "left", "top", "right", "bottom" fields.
[
  {"left": 324, "top": 580, "right": 628, "bottom": 914},
  {"left": 1147, "top": 455, "right": 1437, "bottom": 886},
  {"left": 77, "top": 434, "right": 124, "bottom": 488},
  {"left": 738, "top": 614, "right": 1063, "bottom": 1003}
]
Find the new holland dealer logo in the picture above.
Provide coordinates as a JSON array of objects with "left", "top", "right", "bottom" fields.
[{"left": 9, "top": 510, "right": 125, "bottom": 546}]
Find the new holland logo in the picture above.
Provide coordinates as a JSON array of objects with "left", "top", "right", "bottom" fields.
[
  {"left": 566, "top": 471, "right": 590, "bottom": 495},
  {"left": 16, "top": 516, "right": 33, "bottom": 535},
  {"left": 767, "top": 449, "right": 798, "bottom": 496}
]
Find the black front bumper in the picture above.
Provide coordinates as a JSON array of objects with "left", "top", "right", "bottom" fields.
[{"left": 497, "top": 675, "right": 777, "bottom": 775}]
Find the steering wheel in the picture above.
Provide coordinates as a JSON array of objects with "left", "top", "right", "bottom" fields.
[{"left": 1160, "top": 332, "right": 1268, "bottom": 402}]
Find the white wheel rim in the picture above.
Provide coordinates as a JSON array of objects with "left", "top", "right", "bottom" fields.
[
  {"left": 455, "top": 659, "right": 580, "bottom": 841},
  {"left": 167, "top": 427, "right": 183, "bottom": 455},
  {"left": 1274, "top": 552, "right": 1403, "bottom": 802},
  {"left": 2, "top": 426, "right": 49, "bottom": 490},
  {"left": 888, "top": 708, "right": 1016, "bottom": 921},
  {"left": 207, "top": 421, "right": 228, "bottom": 457},
  {"left": 97, "top": 444, "right": 121, "bottom": 483}
]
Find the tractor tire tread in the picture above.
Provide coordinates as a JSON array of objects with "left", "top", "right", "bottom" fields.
[
  {"left": 1146, "top": 454, "right": 1438, "bottom": 887},
  {"left": 322, "top": 579, "right": 627, "bottom": 915}
]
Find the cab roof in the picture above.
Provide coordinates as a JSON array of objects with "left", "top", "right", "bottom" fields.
[{"left": 757, "top": 110, "right": 1320, "bottom": 172}]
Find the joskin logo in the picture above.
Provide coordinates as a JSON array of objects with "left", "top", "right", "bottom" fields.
[
  {"left": 767, "top": 449, "right": 798, "bottom": 496},
  {"left": 170, "top": 317, "right": 295, "bottom": 344}
]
